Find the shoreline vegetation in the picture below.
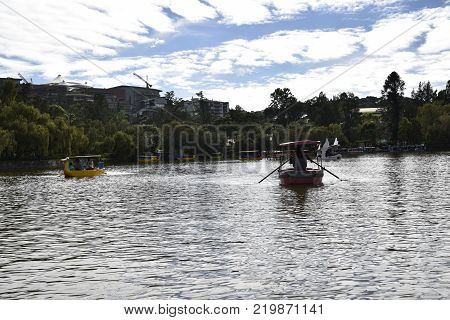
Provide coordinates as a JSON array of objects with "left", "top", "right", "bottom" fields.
[{"left": 1, "top": 72, "right": 449, "bottom": 165}]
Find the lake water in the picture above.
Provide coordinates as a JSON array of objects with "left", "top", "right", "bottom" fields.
[{"left": 0, "top": 153, "right": 449, "bottom": 299}]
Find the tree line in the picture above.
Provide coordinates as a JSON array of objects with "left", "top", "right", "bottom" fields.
[{"left": 0, "top": 71, "right": 449, "bottom": 161}]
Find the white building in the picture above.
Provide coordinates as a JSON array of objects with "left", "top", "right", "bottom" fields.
[{"left": 183, "top": 98, "right": 229, "bottom": 118}]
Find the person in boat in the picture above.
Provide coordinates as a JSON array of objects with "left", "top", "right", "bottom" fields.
[
  {"left": 289, "top": 151, "right": 296, "bottom": 168},
  {"left": 74, "top": 158, "right": 82, "bottom": 170},
  {"left": 88, "top": 159, "right": 94, "bottom": 170},
  {"left": 294, "top": 148, "right": 312, "bottom": 172}
]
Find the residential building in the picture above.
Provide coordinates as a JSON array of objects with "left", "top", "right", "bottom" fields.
[
  {"left": 183, "top": 98, "right": 229, "bottom": 118},
  {"left": 106, "top": 85, "right": 163, "bottom": 116},
  {"left": 31, "top": 83, "right": 94, "bottom": 106},
  {"left": 0, "top": 77, "right": 22, "bottom": 86}
]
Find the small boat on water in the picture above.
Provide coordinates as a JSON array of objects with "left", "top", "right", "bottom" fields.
[
  {"left": 138, "top": 154, "right": 159, "bottom": 165},
  {"left": 278, "top": 140, "right": 324, "bottom": 186},
  {"left": 61, "top": 155, "right": 105, "bottom": 178},
  {"left": 318, "top": 138, "right": 342, "bottom": 161},
  {"left": 155, "top": 150, "right": 195, "bottom": 162},
  {"left": 177, "top": 154, "right": 195, "bottom": 162},
  {"left": 197, "top": 152, "right": 222, "bottom": 161},
  {"left": 240, "top": 150, "right": 262, "bottom": 161}
]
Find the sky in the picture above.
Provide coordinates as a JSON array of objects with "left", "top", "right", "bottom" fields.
[{"left": 0, "top": 0, "right": 449, "bottom": 111}]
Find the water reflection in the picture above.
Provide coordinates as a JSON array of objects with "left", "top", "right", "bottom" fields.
[
  {"left": 0, "top": 153, "right": 449, "bottom": 299},
  {"left": 385, "top": 154, "right": 407, "bottom": 217}
]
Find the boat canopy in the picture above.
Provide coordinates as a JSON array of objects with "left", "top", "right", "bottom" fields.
[
  {"left": 61, "top": 155, "right": 102, "bottom": 161},
  {"left": 279, "top": 140, "right": 320, "bottom": 148},
  {"left": 69, "top": 155, "right": 101, "bottom": 159}
]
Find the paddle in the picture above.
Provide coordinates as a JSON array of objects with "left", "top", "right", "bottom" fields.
[
  {"left": 258, "top": 159, "right": 289, "bottom": 184},
  {"left": 309, "top": 158, "right": 342, "bottom": 181}
]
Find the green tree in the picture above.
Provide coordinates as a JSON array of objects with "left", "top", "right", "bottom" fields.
[
  {"left": 265, "top": 88, "right": 297, "bottom": 124},
  {"left": 381, "top": 71, "right": 405, "bottom": 145},
  {"left": 308, "top": 126, "right": 329, "bottom": 142},
  {"left": 29, "top": 124, "right": 49, "bottom": 159},
  {"left": 398, "top": 118, "right": 413, "bottom": 145},
  {"left": 335, "top": 92, "right": 360, "bottom": 143},
  {"left": 163, "top": 91, "right": 190, "bottom": 122},
  {"left": 307, "top": 92, "right": 343, "bottom": 126},
  {"left": 269, "top": 88, "right": 296, "bottom": 110},
  {"left": 0, "top": 129, "right": 15, "bottom": 158},
  {"left": 436, "top": 80, "right": 450, "bottom": 103},
  {"left": 229, "top": 105, "right": 248, "bottom": 123},
  {"left": 0, "top": 80, "right": 18, "bottom": 105},
  {"left": 411, "top": 81, "right": 437, "bottom": 105},
  {"left": 417, "top": 102, "right": 450, "bottom": 149},
  {"left": 112, "top": 131, "right": 134, "bottom": 161},
  {"left": 48, "top": 104, "right": 67, "bottom": 118},
  {"left": 196, "top": 91, "right": 211, "bottom": 124},
  {"left": 70, "top": 127, "right": 89, "bottom": 156},
  {"left": 327, "top": 123, "right": 348, "bottom": 146}
]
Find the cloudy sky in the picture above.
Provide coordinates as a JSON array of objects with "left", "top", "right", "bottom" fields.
[{"left": 0, "top": 0, "right": 449, "bottom": 110}]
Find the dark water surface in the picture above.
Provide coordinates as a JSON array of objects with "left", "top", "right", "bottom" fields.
[{"left": 0, "top": 153, "right": 449, "bottom": 299}]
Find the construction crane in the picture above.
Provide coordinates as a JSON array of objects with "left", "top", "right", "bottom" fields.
[
  {"left": 133, "top": 72, "right": 152, "bottom": 88},
  {"left": 18, "top": 73, "right": 30, "bottom": 84}
]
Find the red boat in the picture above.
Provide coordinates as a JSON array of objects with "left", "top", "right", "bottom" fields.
[{"left": 278, "top": 140, "right": 324, "bottom": 186}]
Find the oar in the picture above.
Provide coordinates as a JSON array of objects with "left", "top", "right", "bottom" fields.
[
  {"left": 309, "top": 158, "right": 342, "bottom": 181},
  {"left": 258, "top": 159, "right": 289, "bottom": 184}
]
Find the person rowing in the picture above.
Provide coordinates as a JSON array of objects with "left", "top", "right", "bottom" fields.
[{"left": 290, "top": 148, "right": 312, "bottom": 172}]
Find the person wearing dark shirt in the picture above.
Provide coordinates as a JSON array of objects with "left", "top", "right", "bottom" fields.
[{"left": 294, "top": 149, "right": 309, "bottom": 172}]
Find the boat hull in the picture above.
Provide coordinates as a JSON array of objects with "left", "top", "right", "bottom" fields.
[
  {"left": 279, "top": 169, "right": 323, "bottom": 186},
  {"left": 177, "top": 156, "right": 195, "bottom": 162},
  {"left": 138, "top": 157, "right": 159, "bottom": 164},
  {"left": 64, "top": 168, "right": 105, "bottom": 178},
  {"left": 61, "top": 156, "right": 105, "bottom": 178}
]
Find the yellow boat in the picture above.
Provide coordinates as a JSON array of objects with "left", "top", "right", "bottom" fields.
[
  {"left": 177, "top": 155, "right": 196, "bottom": 162},
  {"left": 61, "top": 155, "right": 105, "bottom": 178},
  {"left": 239, "top": 150, "right": 262, "bottom": 161},
  {"left": 138, "top": 155, "right": 159, "bottom": 165},
  {"left": 210, "top": 153, "right": 222, "bottom": 161}
]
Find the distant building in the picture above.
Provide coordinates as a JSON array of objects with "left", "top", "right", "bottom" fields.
[
  {"left": 183, "top": 98, "right": 229, "bottom": 118},
  {"left": 0, "top": 77, "right": 22, "bottom": 86},
  {"left": 359, "top": 107, "right": 382, "bottom": 115},
  {"left": 31, "top": 83, "right": 96, "bottom": 106},
  {"left": 25, "top": 75, "right": 104, "bottom": 107},
  {"left": 1, "top": 75, "right": 167, "bottom": 121},
  {"left": 106, "top": 85, "right": 164, "bottom": 117}
]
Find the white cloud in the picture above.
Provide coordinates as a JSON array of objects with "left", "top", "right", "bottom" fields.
[
  {"left": 418, "top": 8, "right": 450, "bottom": 54},
  {"left": 362, "top": 7, "right": 441, "bottom": 56},
  {"left": 0, "top": 26, "right": 362, "bottom": 84},
  {"left": 202, "top": 0, "right": 401, "bottom": 25},
  {"left": 269, "top": 0, "right": 400, "bottom": 16},
  {"left": 166, "top": 0, "right": 217, "bottom": 22},
  {"left": 0, "top": 0, "right": 403, "bottom": 76},
  {"left": 204, "top": 0, "right": 272, "bottom": 25},
  {"left": 1, "top": 0, "right": 449, "bottom": 112},
  {"left": 181, "top": 6, "right": 450, "bottom": 110},
  {"left": 0, "top": 0, "right": 167, "bottom": 71},
  {"left": 206, "top": 49, "right": 450, "bottom": 111}
]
